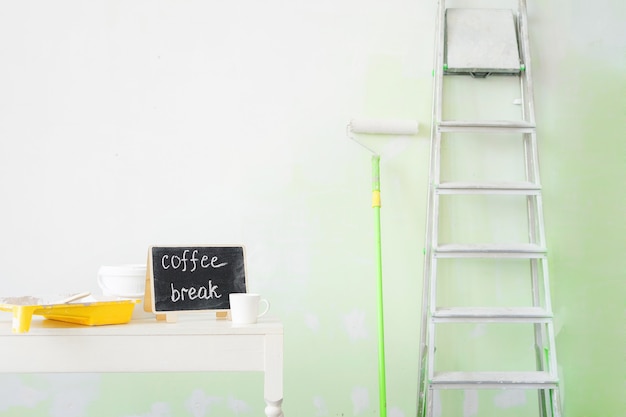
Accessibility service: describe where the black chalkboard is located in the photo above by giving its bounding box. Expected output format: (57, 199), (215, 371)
(147, 246), (246, 313)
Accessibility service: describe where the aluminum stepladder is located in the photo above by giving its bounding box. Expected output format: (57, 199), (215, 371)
(417, 1), (562, 416)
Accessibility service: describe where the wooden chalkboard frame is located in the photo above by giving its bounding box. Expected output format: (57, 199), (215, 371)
(144, 245), (247, 320)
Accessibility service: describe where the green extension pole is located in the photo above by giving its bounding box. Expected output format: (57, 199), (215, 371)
(348, 117), (418, 417)
(371, 154), (387, 417)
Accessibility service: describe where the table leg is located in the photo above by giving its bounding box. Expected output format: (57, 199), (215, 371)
(265, 398), (284, 417)
(264, 334), (284, 417)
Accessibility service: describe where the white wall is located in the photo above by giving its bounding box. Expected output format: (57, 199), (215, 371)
(0, 0), (427, 295)
(0, 1), (429, 416)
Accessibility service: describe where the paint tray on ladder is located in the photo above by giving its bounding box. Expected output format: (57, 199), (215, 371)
(0, 294), (139, 334)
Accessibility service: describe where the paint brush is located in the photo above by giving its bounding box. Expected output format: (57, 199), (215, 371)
(57, 292), (91, 304)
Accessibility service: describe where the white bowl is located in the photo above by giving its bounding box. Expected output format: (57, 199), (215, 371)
(97, 264), (151, 320)
(98, 264), (146, 298)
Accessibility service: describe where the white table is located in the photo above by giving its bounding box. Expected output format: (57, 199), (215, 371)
(0, 315), (284, 417)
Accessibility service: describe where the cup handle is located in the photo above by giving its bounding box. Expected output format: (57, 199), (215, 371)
(257, 299), (270, 318)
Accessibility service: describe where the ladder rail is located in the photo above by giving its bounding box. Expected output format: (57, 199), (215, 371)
(519, 0), (536, 127)
(519, 0), (558, 377)
(518, 2), (560, 414)
(417, 1), (447, 415)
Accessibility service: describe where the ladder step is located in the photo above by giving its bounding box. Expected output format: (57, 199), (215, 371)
(431, 371), (558, 389)
(433, 307), (552, 322)
(438, 120), (536, 133)
(435, 243), (546, 258)
(437, 181), (541, 195)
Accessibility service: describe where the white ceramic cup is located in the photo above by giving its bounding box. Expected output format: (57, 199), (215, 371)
(229, 293), (270, 324)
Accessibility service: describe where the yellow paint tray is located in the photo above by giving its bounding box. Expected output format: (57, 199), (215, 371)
(0, 295), (139, 333)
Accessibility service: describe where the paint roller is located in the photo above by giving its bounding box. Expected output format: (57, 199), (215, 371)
(349, 118), (419, 136)
(347, 117), (418, 417)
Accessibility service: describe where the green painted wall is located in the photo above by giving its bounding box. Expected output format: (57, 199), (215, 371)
(0, 1), (623, 416)
(534, 2), (626, 414)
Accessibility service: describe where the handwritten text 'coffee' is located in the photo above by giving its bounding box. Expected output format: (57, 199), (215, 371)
(161, 249), (228, 273)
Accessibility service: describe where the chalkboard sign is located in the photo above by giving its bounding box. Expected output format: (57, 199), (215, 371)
(146, 246), (247, 313)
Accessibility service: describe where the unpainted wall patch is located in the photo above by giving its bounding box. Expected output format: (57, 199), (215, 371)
(462, 389), (478, 417)
(343, 309), (369, 342)
(0, 375), (47, 411)
(46, 374), (100, 417)
(313, 395), (329, 416)
(432, 390), (442, 417)
(350, 386), (370, 415)
(185, 389), (221, 417)
(493, 390), (526, 408)
(227, 395), (251, 414)
(305, 312), (321, 333)
(124, 402), (171, 417)
(388, 406), (406, 417)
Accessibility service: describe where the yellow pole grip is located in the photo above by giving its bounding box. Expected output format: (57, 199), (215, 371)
(372, 190), (381, 208)
(372, 155), (381, 208)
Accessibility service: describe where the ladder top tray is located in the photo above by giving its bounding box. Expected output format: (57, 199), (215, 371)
(445, 8), (521, 75)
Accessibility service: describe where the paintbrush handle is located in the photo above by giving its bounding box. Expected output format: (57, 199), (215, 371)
(58, 291), (91, 304)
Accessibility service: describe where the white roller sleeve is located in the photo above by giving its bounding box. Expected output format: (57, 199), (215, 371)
(349, 118), (419, 135)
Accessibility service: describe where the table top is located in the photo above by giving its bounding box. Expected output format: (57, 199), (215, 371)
(0, 314), (283, 337)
